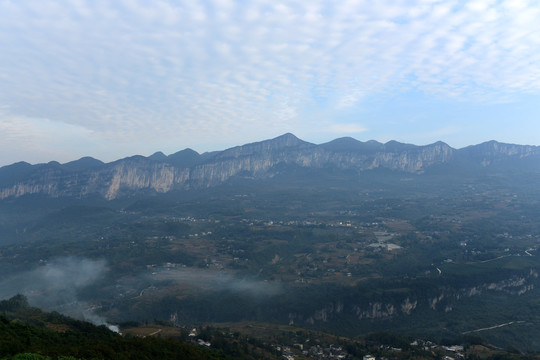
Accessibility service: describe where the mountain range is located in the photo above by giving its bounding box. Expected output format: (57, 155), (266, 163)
(1, 133), (539, 200)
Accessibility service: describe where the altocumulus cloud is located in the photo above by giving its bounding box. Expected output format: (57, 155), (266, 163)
(1, 0), (539, 163)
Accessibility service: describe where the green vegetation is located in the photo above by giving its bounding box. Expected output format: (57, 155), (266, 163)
(4, 295), (540, 360)
(0, 296), (221, 360)
(2, 171), (540, 352)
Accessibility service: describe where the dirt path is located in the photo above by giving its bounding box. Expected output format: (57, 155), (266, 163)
(462, 321), (525, 334)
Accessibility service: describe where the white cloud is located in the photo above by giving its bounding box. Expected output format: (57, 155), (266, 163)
(0, 0), (539, 164)
(0, 113), (99, 163)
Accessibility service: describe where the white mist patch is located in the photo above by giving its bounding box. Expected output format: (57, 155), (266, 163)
(151, 267), (283, 297)
(83, 310), (120, 333)
(0, 256), (118, 332)
(0, 257), (106, 303)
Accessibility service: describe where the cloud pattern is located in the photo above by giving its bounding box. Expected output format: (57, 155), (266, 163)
(0, 0), (539, 163)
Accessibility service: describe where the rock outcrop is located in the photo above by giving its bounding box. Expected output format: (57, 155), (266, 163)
(1, 133), (539, 200)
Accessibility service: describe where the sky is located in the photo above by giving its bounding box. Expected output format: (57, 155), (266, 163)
(1, 0), (539, 166)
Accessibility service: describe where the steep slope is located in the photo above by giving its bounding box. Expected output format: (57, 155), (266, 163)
(0, 295), (226, 360)
(0, 135), (538, 200)
(456, 140), (540, 168)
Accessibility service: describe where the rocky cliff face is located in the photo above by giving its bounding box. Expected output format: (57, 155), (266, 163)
(1, 134), (539, 200)
(287, 270), (540, 327)
(458, 140), (540, 167)
(0, 157), (189, 200)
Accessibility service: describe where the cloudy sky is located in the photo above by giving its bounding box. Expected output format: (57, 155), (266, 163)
(1, 0), (539, 165)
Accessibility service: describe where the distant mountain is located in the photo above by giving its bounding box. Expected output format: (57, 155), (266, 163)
(458, 140), (540, 167)
(320, 137), (384, 153)
(148, 151), (168, 161)
(0, 134), (539, 200)
(165, 148), (203, 168)
(63, 156), (104, 171)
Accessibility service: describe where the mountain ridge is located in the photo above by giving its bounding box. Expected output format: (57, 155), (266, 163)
(1, 134), (539, 200)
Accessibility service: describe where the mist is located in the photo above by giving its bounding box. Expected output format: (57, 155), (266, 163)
(0, 256), (119, 332)
(150, 267), (283, 297)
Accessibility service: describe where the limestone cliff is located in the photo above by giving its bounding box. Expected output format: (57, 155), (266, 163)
(1, 134), (538, 200)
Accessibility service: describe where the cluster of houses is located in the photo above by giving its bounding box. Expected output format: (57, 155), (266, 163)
(188, 328), (211, 348)
(185, 325), (468, 360)
(303, 344), (348, 359)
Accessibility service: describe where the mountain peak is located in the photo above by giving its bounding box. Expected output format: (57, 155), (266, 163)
(63, 157), (104, 171)
(383, 140), (416, 152)
(149, 151), (167, 161)
(274, 132), (298, 139)
(323, 136), (360, 145)
(320, 137), (384, 152)
(216, 133), (312, 159)
(459, 140), (539, 159)
(166, 148), (201, 168)
(269, 133), (307, 147)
